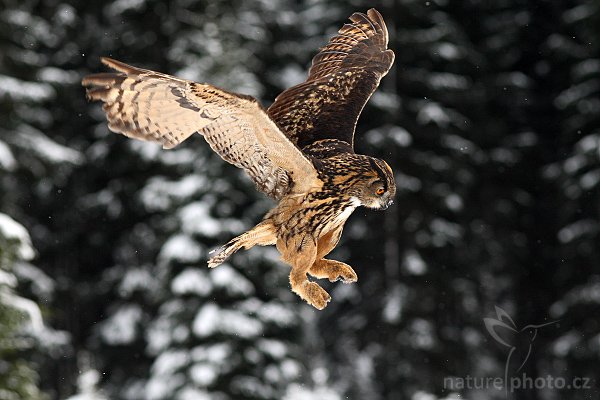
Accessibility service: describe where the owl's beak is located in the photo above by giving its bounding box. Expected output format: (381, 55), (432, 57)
(380, 198), (394, 210)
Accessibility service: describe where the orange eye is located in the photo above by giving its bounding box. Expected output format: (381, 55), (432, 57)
(376, 188), (385, 196)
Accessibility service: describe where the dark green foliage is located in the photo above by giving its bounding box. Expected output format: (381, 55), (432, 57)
(0, 215), (48, 400)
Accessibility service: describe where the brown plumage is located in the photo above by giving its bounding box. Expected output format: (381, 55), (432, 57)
(268, 8), (394, 149)
(82, 8), (396, 309)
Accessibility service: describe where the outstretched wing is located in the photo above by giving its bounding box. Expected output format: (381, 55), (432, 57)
(267, 8), (394, 151)
(82, 58), (319, 199)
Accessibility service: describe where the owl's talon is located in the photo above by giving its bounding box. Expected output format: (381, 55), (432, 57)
(309, 259), (358, 284)
(291, 281), (331, 310)
(207, 246), (228, 268)
(303, 282), (331, 310)
(330, 266), (358, 284)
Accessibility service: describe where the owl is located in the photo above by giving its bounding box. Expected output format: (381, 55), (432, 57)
(82, 8), (396, 309)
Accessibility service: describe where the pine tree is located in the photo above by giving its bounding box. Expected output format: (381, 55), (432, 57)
(1, 1), (83, 398)
(3, 0), (332, 397)
(0, 214), (54, 400)
(308, 0), (595, 399)
(0, 1), (321, 398)
(542, 2), (600, 398)
(2, 1), (599, 399)
(64, 368), (107, 400)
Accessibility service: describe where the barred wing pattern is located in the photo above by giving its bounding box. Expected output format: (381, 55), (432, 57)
(268, 8), (394, 150)
(82, 58), (319, 199)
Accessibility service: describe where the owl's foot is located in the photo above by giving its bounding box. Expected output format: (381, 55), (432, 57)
(207, 238), (241, 268)
(309, 259), (358, 284)
(208, 222), (277, 268)
(293, 281), (331, 310)
(282, 236), (331, 309)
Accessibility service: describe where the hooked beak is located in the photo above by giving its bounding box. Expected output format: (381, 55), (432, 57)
(380, 198), (394, 210)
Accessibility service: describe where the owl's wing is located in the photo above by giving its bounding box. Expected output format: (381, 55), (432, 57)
(82, 58), (319, 200)
(267, 8), (394, 151)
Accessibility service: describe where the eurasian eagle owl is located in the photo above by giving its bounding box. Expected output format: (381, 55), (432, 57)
(83, 8), (396, 309)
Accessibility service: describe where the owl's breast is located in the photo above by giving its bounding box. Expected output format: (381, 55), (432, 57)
(299, 195), (360, 239)
(330, 196), (360, 225)
(266, 194), (359, 242)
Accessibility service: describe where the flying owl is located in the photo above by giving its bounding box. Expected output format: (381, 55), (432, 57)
(82, 8), (396, 309)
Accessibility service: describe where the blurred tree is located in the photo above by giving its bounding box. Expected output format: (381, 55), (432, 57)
(5, 0), (324, 399)
(1, 1), (81, 398)
(542, 2), (600, 399)
(313, 0), (599, 399)
(0, 214), (56, 400)
(1, 0), (599, 399)
(313, 0), (520, 397)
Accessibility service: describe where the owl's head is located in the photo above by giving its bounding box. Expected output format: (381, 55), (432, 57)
(350, 157), (396, 210)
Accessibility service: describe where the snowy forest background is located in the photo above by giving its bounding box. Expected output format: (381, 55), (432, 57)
(1, 0), (599, 399)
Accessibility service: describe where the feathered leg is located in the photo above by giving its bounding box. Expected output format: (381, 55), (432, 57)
(278, 235), (331, 310)
(308, 226), (358, 283)
(309, 259), (357, 283)
(208, 221), (276, 268)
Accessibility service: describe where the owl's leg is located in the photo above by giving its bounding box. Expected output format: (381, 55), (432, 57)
(278, 235), (331, 310)
(309, 259), (358, 284)
(308, 226), (358, 283)
(207, 221), (276, 268)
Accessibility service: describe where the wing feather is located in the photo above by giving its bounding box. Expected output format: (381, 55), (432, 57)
(82, 57), (319, 199)
(267, 8), (394, 151)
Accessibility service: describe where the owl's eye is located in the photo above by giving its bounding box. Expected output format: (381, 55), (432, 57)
(376, 188), (385, 196)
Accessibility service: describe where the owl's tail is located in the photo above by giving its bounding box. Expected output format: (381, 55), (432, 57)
(207, 221), (277, 268)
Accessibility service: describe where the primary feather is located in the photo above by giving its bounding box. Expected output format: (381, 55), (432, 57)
(268, 8), (394, 150)
(82, 57), (318, 200)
